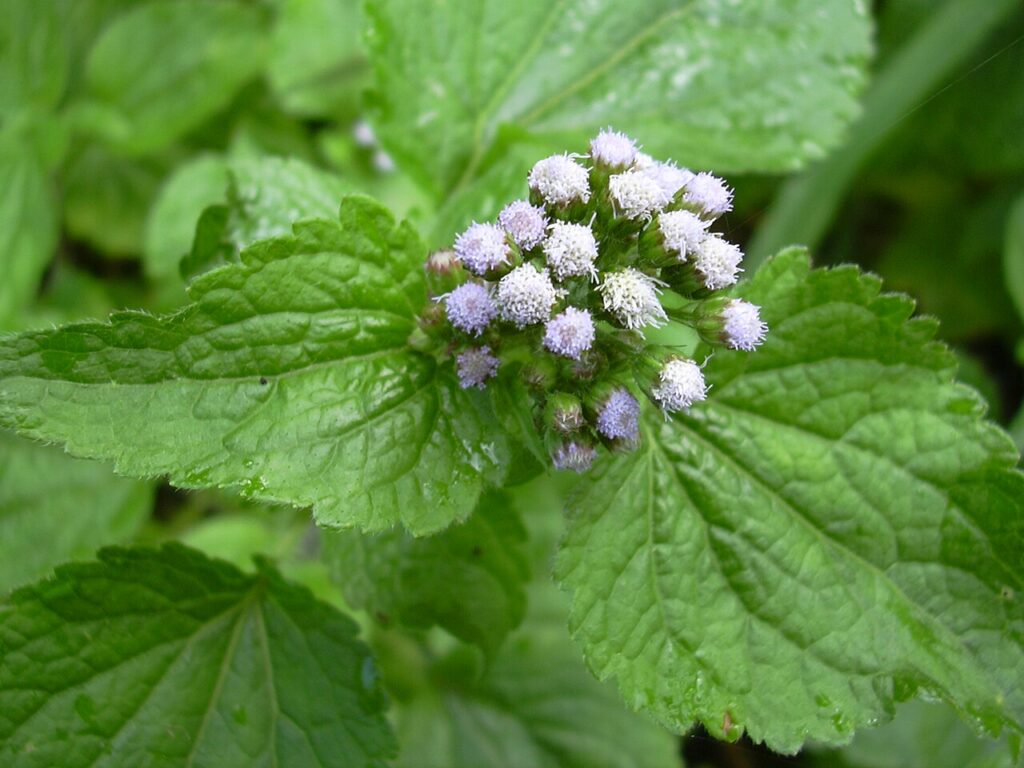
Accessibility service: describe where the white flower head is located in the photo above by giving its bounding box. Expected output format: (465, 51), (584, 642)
(596, 388), (641, 440)
(497, 264), (558, 328)
(693, 236), (744, 290)
(599, 268), (668, 330)
(652, 358), (707, 413)
(542, 307), (595, 360)
(499, 200), (548, 249)
(590, 128), (638, 168)
(528, 154), (591, 206)
(683, 172), (733, 218)
(543, 221), (599, 281)
(443, 282), (496, 336)
(456, 346), (499, 389)
(658, 210), (710, 261)
(454, 222), (510, 275)
(608, 170), (670, 221)
(552, 441), (597, 473)
(641, 161), (695, 199)
(632, 152), (656, 171)
(425, 249), (459, 275)
(722, 299), (768, 351)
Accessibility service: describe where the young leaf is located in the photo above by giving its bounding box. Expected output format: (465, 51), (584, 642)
(0, 196), (507, 535)
(365, 0), (871, 198)
(556, 248), (1024, 753)
(390, 584), (681, 768)
(0, 433), (151, 594)
(0, 0), (69, 119)
(322, 491), (530, 655)
(76, 0), (267, 153)
(0, 544), (395, 767)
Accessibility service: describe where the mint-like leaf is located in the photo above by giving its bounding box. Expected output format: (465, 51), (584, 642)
(0, 197), (506, 535)
(0, 544), (395, 767)
(556, 249), (1024, 752)
(323, 491), (530, 655)
(366, 0), (871, 198)
(0, 0), (68, 119)
(0, 433), (151, 594)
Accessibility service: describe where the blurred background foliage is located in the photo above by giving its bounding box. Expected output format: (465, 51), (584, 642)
(0, 0), (1021, 765)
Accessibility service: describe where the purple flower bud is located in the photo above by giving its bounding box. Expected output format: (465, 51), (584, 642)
(528, 154), (591, 206)
(552, 440), (597, 473)
(590, 128), (638, 168)
(543, 307), (595, 360)
(497, 264), (558, 328)
(456, 346), (499, 389)
(543, 221), (599, 281)
(443, 282), (496, 336)
(499, 200), (548, 249)
(596, 388), (640, 440)
(454, 222), (510, 275)
(683, 172), (733, 218)
(722, 299), (768, 351)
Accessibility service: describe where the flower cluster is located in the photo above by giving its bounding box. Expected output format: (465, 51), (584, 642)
(421, 129), (768, 472)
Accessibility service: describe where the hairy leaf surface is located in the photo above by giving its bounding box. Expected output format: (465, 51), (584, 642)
(557, 249), (1024, 752)
(0, 197), (505, 534)
(0, 544), (395, 767)
(366, 0), (871, 198)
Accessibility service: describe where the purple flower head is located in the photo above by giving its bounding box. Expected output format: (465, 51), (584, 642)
(596, 388), (640, 440)
(683, 172), (733, 218)
(454, 222), (510, 275)
(552, 441), (597, 473)
(722, 299), (768, 351)
(499, 200), (548, 250)
(543, 307), (595, 360)
(456, 346), (499, 389)
(443, 282), (496, 336)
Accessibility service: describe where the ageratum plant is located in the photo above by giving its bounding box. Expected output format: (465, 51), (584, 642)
(0, 1), (1021, 767)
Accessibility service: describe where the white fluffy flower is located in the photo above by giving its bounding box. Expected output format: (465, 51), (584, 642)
(652, 358), (707, 413)
(498, 200), (548, 249)
(543, 307), (595, 360)
(658, 210), (709, 260)
(693, 236), (743, 290)
(590, 128), (638, 168)
(683, 172), (733, 217)
(528, 154), (591, 206)
(497, 264), (558, 328)
(454, 222), (510, 275)
(543, 221), (599, 281)
(598, 268), (667, 330)
(641, 161), (694, 199)
(608, 170), (670, 221)
(722, 299), (768, 351)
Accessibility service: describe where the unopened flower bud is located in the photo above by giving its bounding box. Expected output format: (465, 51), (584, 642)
(499, 200), (548, 250)
(454, 222), (511, 275)
(497, 264), (558, 328)
(528, 154), (591, 207)
(443, 282), (497, 336)
(543, 307), (595, 360)
(551, 439), (597, 473)
(456, 346), (500, 389)
(545, 392), (585, 434)
(543, 221), (599, 281)
(590, 128), (638, 169)
(682, 172), (733, 219)
(521, 357), (557, 392)
(599, 268), (668, 330)
(425, 249), (459, 275)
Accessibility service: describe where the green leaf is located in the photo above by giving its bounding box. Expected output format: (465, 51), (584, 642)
(0, 135), (57, 329)
(77, 0), (267, 153)
(323, 491), (530, 655)
(0, 433), (151, 594)
(1004, 193), (1024, 325)
(0, 0), (70, 119)
(390, 584), (681, 768)
(0, 544), (396, 767)
(144, 154), (229, 282)
(267, 0), (368, 118)
(366, 0), (871, 199)
(0, 196), (506, 535)
(556, 248), (1024, 752)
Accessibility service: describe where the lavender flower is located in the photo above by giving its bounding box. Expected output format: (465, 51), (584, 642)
(528, 154), (591, 206)
(596, 388), (640, 440)
(543, 307), (595, 360)
(722, 299), (768, 351)
(499, 200), (548, 249)
(590, 128), (638, 168)
(497, 264), (557, 328)
(599, 268), (667, 330)
(683, 172), (733, 218)
(552, 440), (597, 473)
(456, 346), (499, 389)
(454, 222), (510, 275)
(543, 221), (599, 281)
(443, 282), (496, 336)
(651, 358), (707, 413)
